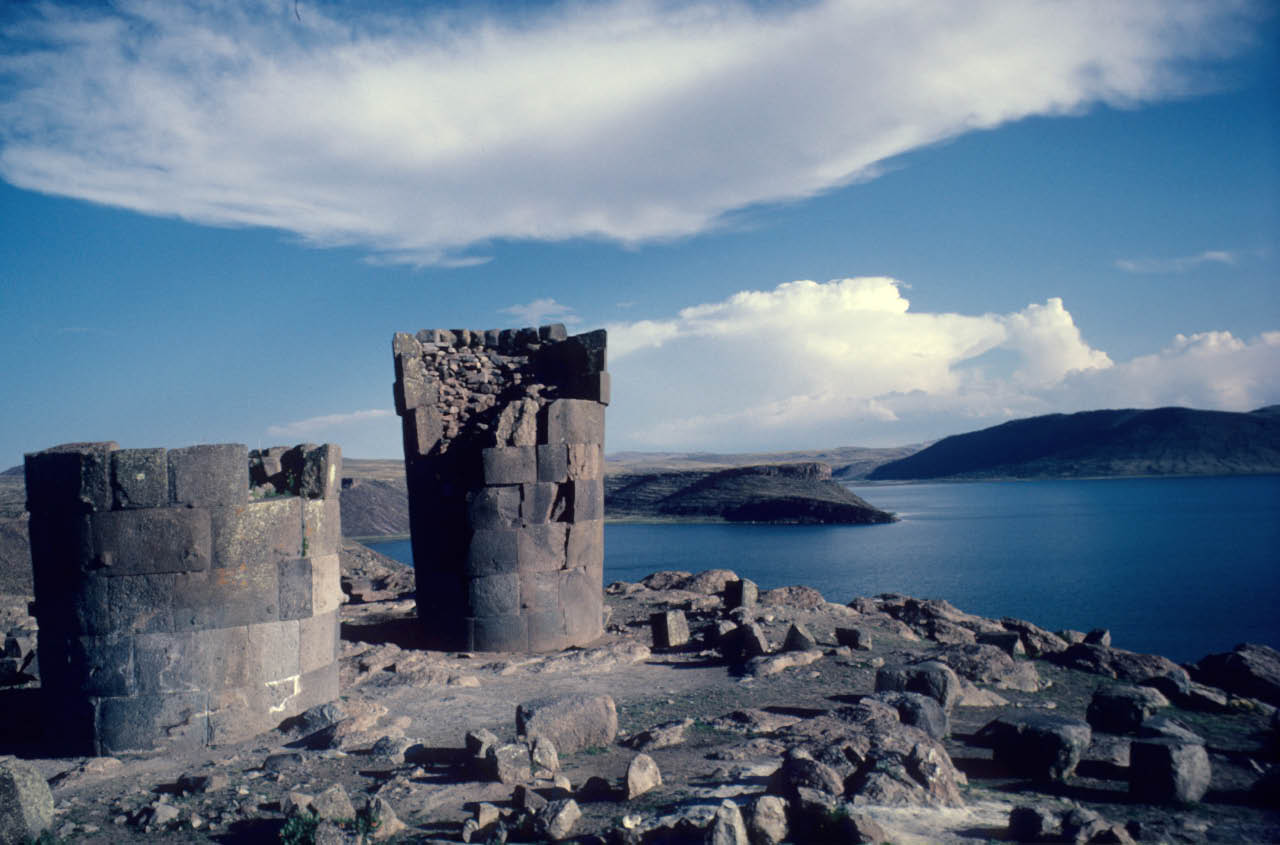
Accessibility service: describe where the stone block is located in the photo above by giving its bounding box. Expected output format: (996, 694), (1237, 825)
(565, 479), (604, 522)
(0, 759), (55, 844)
(24, 441), (117, 514)
(536, 445), (569, 483)
(133, 628), (251, 694)
(41, 633), (134, 696)
(468, 486), (522, 529)
(561, 568), (603, 642)
(570, 372), (611, 405)
(521, 482), (560, 523)
(302, 497), (341, 556)
(573, 329), (607, 373)
(526, 609), (571, 652)
(110, 448), (168, 509)
(567, 444), (602, 480)
(170, 562), (278, 631)
(109, 573), (176, 634)
(836, 627), (873, 651)
(542, 400), (605, 446)
(88, 507), (211, 575)
(1129, 740), (1211, 803)
(521, 570), (562, 611)
(210, 498), (302, 569)
(466, 530), (519, 577)
(517, 693), (617, 754)
(482, 447), (537, 485)
(300, 443), (342, 499)
(310, 553), (343, 616)
(725, 578), (758, 610)
(518, 523), (568, 573)
(495, 399), (540, 447)
(299, 610), (340, 674)
(97, 690), (209, 754)
(247, 619), (301, 682)
(651, 610), (690, 649)
(565, 520), (603, 571)
(540, 323), (568, 342)
(26, 511), (92, 602)
(402, 407), (443, 457)
(278, 557), (313, 620)
(468, 573), (520, 617)
(167, 444), (248, 507)
(472, 614), (528, 652)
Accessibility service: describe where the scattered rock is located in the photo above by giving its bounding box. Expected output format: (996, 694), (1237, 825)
(835, 627), (873, 651)
(746, 649), (822, 677)
(975, 631), (1026, 657)
(871, 691), (949, 739)
(535, 797), (580, 841)
(0, 758), (54, 845)
(364, 796), (406, 840)
(1086, 684), (1170, 734)
(1000, 617), (1069, 656)
(1054, 643), (1190, 689)
(1085, 628), (1112, 647)
(530, 735), (559, 776)
(875, 660), (961, 712)
(650, 610), (691, 649)
(487, 744), (533, 785)
(707, 799), (749, 845)
(1191, 642), (1280, 706)
(725, 578), (758, 610)
(623, 718), (693, 751)
(760, 585), (825, 609)
(1008, 804), (1059, 841)
(747, 794), (788, 845)
(640, 571), (693, 591)
(1138, 715), (1205, 745)
(625, 753), (662, 799)
(517, 693), (618, 754)
(1129, 739), (1212, 804)
(934, 643), (1042, 691)
(311, 783), (356, 821)
(976, 712), (1092, 781)
(682, 569), (739, 595)
(783, 622), (817, 652)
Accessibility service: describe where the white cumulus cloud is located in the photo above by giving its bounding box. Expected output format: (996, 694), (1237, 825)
(605, 277), (1280, 451)
(0, 0), (1259, 264)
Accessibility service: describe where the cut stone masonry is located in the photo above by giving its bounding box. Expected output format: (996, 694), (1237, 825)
(24, 441), (343, 755)
(392, 324), (608, 652)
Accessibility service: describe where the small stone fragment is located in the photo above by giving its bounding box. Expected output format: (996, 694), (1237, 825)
(625, 753), (662, 800)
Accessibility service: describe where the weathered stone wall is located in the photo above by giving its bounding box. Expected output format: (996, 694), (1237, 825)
(24, 441), (343, 755)
(392, 324), (608, 652)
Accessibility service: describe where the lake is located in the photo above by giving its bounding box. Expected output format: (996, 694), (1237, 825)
(366, 475), (1280, 664)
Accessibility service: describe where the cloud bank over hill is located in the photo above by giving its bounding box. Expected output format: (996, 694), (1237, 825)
(0, 0), (1259, 265)
(606, 278), (1280, 450)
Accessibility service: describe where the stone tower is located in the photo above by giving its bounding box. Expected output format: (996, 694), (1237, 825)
(24, 441), (342, 755)
(392, 325), (608, 652)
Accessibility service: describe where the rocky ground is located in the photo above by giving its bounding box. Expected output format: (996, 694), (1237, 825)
(2, 543), (1279, 844)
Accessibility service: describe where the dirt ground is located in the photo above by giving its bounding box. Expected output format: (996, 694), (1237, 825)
(2, 552), (1278, 844)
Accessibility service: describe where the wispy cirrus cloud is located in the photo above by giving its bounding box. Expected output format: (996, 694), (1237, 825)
(266, 408), (394, 439)
(499, 298), (581, 326)
(0, 1), (1260, 265)
(605, 277), (1280, 451)
(1115, 250), (1240, 274)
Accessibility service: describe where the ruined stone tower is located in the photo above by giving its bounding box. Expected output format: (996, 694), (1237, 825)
(392, 325), (608, 652)
(24, 441), (342, 755)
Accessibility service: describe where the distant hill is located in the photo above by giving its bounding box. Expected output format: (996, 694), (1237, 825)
(607, 444), (922, 480)
(606, 462), (895, 524)
(869, 406), (1280, 481)
(339, 477), (410, 538)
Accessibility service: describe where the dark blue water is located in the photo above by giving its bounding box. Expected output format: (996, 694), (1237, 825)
(367, 476), (1280, 664)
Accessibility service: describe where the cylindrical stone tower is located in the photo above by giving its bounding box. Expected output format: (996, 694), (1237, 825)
(392, 324), (608, 652)
(24, 441), (343, 755)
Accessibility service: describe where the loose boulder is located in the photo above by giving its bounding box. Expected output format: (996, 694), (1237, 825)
(870, 691), (949, 740)
(0, 759), (53, 845)
(650, 610), (690, 649)
(1129, 739), (1211, 804)
(517, 693), (618, 754)
(625, 753), (662, 799)
(975, 713), (1092, 782)
(1086, 684), (1170, 734)
(875, 661), (961, 713)
(1191, 643), (1280, 706)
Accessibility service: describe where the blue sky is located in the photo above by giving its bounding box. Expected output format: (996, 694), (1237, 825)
(1, 0), (1277, 467)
